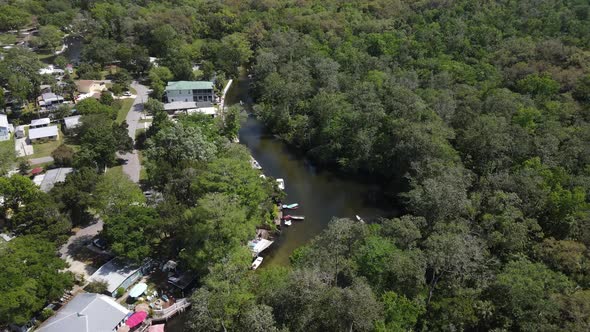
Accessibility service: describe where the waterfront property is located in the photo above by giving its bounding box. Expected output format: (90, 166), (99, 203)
(0, 114), (9, 141)
(29, 125), (59, 142)
(165, 81), (215, 103)
(163, 101), (217, 117)
(37, 293), (130, 332)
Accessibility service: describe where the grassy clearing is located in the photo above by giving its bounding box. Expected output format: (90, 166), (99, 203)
(106, 165), (124, 176)
(30, 128), (64, 159)
(116, 98), (135, 124)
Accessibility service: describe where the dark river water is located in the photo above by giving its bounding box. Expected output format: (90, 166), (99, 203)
(166, 75), (396, 330)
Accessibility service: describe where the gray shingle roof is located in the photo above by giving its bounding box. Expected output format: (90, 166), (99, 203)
(37, 293), (129, 332)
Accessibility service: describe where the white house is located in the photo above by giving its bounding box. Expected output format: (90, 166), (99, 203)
(29, 125), (59, 142)
(0, 114), (9, 141)
(30, 117), (51, 129)
(165, 81), (215, 103)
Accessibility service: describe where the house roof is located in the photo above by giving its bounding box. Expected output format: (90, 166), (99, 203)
(31, 118), (51, 127)
(165, 81), (214, 91)
(164, 102), (216, 115)
(90, 259), (141, 294)
(29, 126), (58, 140)
(37, 167), (73, 192)
(64, 115), (82, 129)
(37, 293), (130, 332)
(75, 80), (102, 89)
(0, 114), (7, 128)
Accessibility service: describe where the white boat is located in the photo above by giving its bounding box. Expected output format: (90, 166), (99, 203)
(355, 215), (365, 223)
(284, 220), (292, 226)
(282, 203), (299, 209)
(250, 157), (262, 170)
(251, 256), (263, 270)
(276, 178), (285, 190)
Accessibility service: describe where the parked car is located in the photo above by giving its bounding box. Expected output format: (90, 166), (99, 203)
(92, 238), (107, 250)
(123, 91), (132, 96)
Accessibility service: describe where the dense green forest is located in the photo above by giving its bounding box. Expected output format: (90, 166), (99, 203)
(1, 0), (590, 331)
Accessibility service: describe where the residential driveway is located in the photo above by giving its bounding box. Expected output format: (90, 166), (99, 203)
(15, 137), (33, 157)
(118, 82), (148, 183)
(59, 219), (105, 281)
(29, 156), (54, 165)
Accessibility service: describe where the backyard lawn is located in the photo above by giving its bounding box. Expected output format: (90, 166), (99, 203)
(116, 98), (135, 124)
(30, 128), (64, 159)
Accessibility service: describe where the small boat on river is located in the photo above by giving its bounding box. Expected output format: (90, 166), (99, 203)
(276, 178), (285, 190)
(282, 203), (299, 209)
(356, 215), (365, 223)
(250, 157), (262, 170)
(283, 215), (304, 221)
(251, 256), (263, 270)
(284, 220), (292, 226)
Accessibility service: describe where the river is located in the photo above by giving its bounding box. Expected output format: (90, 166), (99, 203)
(225, 75), (396, 265)
(166, 76), (395, 330)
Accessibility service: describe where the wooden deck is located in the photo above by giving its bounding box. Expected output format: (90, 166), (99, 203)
(151, 298), (191, 322)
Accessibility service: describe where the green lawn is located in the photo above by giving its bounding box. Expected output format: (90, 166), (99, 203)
(30, 128), (64, 159)
(116, 98), (135, 124)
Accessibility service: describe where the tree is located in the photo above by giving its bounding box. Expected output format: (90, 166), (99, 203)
(103, 206), (160, 261)
(144, 98), (164, 116)
(99, 91), (114, 106)
(146, 122), (217, 167)
(76, 114), (132, 169)
(84, 280), (108, 294)
(76, 98), (115, 118)
(220, 105), (240, 140)
(34, 25), (64, 51)
(0, 236), (73, 326)
(149, 66), (173, 84)
(0, 136), (15, 176)
(516, 73), (560, 98)
(376, 292), (425, 332)
(0, 175), (41, 220)
(180, 193), (255, 271)
(93, 171), (145, 217)
(51, 167), (100, 225)
(487, 259), (573, 331)
(0, 5), (30, 31)
(82, 38), (117, 66)
(11, 194), (71, 243)
(216, 33), (253, 77)
(52, 144), (75, 166)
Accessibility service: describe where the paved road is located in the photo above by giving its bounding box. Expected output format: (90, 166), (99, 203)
(58, 219), (104, 281)
(29, 156), (54, 165)
(119, 82), (148, 183)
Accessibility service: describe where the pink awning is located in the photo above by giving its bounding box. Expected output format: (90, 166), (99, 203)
(149, 324), (165, 332)
(125, 311), (148, 328)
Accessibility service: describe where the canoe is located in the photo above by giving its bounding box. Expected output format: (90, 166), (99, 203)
(251, 256), (263, 270)
(282, 203), (299, 209)
(284, 215), (304, 221)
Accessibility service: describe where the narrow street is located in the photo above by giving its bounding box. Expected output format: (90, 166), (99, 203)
(119, 82), (148, 183)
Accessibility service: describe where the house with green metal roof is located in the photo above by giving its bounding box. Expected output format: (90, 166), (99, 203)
(165, 81), (216, 103)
